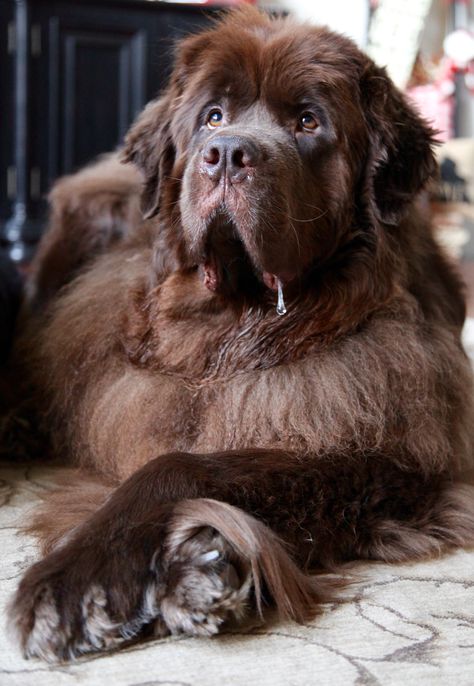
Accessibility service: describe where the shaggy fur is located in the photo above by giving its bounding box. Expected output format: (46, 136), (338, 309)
(8, 7), (474, 661)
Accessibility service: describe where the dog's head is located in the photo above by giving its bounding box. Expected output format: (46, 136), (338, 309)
(124, 8), (436, 298)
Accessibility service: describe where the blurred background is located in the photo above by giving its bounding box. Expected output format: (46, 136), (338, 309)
(0, 0), (473, 323)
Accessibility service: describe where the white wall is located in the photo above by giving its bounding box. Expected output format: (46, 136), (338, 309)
(258, 0), (370, 46)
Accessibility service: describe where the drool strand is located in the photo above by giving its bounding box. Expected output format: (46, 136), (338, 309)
(276, 279), (287, 316)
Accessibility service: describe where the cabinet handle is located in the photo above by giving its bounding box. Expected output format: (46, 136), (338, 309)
(30, 168), (41, 200)
(31, 25), (41, 57)
(7, 167), (16, 200)
(7, 22), (16, 54)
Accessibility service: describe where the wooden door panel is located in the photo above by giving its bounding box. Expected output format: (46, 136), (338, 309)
(49, 21), (146, 177)
(1, 0), (215, 261)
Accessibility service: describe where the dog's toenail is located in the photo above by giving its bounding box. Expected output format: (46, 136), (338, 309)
(197, 549), (220, 564)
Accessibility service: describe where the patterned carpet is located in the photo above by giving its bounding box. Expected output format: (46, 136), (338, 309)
(1, 321), (473, 685)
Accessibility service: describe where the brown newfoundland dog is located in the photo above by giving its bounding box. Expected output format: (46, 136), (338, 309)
(9, 7), (474, 661)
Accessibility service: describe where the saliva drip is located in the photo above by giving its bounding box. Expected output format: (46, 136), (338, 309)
(276, 279), (287, 316)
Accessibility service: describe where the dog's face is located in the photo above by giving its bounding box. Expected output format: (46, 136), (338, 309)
(124, 8), (436, 298)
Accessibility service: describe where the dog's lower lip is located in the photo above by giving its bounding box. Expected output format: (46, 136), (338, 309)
(262, 272), (279, 291)
(202, 258), (220, 292)
(201, 260), (293, 294)
(262, 271), (295, 291)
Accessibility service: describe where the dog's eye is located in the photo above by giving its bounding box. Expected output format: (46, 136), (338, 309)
(299, 112), (319, 132)
(207, 109), (224, 129)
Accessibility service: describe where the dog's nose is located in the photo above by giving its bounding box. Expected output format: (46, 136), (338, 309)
(202, 136), (261, 183)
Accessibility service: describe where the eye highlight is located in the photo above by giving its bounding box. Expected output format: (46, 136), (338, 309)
(299, 112), (319, 132)
(207, 108), (224, 129)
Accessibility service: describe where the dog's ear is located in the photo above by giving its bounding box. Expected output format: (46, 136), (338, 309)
(122, 30), (210, 219)
(122, 92), (176, 219)
(361, 62), (438, 225)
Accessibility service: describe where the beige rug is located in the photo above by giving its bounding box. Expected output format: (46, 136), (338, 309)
(1, 320), (474, 685)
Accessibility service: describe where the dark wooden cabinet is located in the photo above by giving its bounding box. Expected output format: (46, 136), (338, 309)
(0, 0), (215, 262)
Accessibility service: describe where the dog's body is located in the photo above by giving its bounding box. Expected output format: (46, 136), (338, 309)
(9, 8), (474, 661)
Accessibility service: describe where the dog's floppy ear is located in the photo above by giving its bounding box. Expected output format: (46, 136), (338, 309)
(122, 92), (176, 219)
(122, 29), (210, 219)
(361, 62), (438, 225)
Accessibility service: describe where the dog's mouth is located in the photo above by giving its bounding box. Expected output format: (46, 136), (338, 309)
(200, 230), (260, 296)
(198, 215), (291, 297)
(197, 212), (295, 295)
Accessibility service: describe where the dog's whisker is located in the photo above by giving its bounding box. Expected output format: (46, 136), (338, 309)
(288, 211), (328, 223)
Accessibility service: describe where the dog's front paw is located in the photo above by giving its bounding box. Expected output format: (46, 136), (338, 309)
(9, 539), (142, 661)
(10, 518), (252, 661)
(159, 525), (252, 637)
(18, 582), (123, 661)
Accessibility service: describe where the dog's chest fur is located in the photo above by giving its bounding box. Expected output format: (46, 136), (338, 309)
(121, 269), (354, 383)
(95, 269), (342, 470)
(40, 252), (467, 480)
(104, 268), (374, 471)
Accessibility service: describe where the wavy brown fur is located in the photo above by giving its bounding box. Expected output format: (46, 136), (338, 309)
(25, 472), (114, 555)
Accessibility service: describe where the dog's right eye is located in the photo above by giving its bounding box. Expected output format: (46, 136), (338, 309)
(299, 112), (319, 132)
(207, 109), (224, 129)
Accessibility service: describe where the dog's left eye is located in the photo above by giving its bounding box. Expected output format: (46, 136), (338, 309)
(299, 112), (319, 132)
(207, 109), (224, 128)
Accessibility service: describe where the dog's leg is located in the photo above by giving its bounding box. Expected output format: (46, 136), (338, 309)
(10, 497), (328, 661)
(10, 450), (474, 661)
